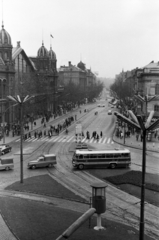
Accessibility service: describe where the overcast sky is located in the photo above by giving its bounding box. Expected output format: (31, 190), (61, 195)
(1, 0), (159, 78)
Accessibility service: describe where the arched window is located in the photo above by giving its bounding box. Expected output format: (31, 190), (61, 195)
(155, 84), (159, 94)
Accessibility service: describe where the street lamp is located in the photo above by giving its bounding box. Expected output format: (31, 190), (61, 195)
(134, 94), (159, 118)
(0, 78), (7, 143)
(114, 111), (159, 240)
(7, 95), (34, 183)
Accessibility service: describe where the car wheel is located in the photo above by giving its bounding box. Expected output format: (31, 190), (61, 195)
(31, 165), (36, 169)
(5, 167), (10, 171)
(78, 164), (84, 170)
(48, 163), (53, 168)
(1, 152), (4, 155)
(110, 163), (116, 169)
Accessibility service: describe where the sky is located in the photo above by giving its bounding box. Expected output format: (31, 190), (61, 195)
(1, 0), (159, 78)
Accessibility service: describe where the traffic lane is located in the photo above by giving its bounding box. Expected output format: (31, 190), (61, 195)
(48, 142), (159, 239)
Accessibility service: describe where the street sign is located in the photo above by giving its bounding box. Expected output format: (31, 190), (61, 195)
(75, 123), (82, 134)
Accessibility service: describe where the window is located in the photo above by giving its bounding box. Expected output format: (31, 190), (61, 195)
(90, 154), (97, 159)
(83, 155), (89, 159)
(106, 154), (112, 158)
(155, 84), (159, 94)
(154, 105), (159, 112)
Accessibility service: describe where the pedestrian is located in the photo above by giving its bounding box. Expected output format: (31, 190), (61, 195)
(97, 134), (99, 141)
(100, 131), (103, 138)
(136, 133), (139, 141)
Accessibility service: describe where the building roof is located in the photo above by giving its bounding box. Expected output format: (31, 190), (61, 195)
(37, 42), (49, 58)
(12, 46), (36, 71)
(0, 24), (12, 46)
(143, 61), (159, 70)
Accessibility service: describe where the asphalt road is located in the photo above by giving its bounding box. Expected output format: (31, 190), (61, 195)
(0, 99), (159, 239)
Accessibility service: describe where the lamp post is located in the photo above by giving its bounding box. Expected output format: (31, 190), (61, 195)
(7, 95), (34, 183)
(114, 111), (159, 240)
(0, 78), (7, 143)
(134, 94), (159, 118)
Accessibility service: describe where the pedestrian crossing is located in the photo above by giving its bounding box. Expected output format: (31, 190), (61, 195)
(15, 135), (114, 145)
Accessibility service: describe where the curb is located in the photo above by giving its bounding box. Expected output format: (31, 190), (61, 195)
(113, 136), (159, 153)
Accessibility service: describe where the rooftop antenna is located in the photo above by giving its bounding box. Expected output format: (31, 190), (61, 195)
(42, 29), (44, 45)
(2, 0), (4, 28)
(80, 53), (82, 62)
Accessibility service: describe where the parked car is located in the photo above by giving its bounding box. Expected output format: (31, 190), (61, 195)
(28, 154), (57, 169)
(0, 158), (14, 171)
(0, 144), (12, 155)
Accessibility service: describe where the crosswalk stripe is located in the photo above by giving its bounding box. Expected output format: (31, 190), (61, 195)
(52, 136), (61, 142)
(14, 136), (114, 145)
(67, 136), (74, 142)
(102, 137), (107, 144)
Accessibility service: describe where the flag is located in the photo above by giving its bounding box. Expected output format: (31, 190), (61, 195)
(50, 34), (54, 38)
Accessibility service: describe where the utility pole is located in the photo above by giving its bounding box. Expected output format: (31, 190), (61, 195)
(114, 111), (159, 240)
(7, 95), (34, 183)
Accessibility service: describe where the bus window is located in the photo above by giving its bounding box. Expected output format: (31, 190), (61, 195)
(83, 155), (89, 159)
(79, 155), (83, 159)
(106, 154), (112, 158)
(90, 154), (97, 158)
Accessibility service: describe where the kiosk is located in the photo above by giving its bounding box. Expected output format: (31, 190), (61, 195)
(91, 182), (107, 230)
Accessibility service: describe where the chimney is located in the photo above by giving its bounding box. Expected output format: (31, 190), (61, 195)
(68, 61), (71, 67)
(17, 41), (21, 48)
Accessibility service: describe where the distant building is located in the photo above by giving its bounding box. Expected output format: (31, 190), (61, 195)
(136, 61), (159, 118)
(58, 61), (97, 89)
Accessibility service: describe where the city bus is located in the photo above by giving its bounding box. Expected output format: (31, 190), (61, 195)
(72, 149), (131, 170)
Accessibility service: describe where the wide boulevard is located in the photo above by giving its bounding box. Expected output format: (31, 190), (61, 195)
(0, 90), (159, 240)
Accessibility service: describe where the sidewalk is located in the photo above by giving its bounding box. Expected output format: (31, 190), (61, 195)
(113, 132), (159, 153)
(0, 109), (80, 145)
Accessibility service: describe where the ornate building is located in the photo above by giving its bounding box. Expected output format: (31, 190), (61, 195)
(0, 23), (58, 129)
(0, 23), (15, 126)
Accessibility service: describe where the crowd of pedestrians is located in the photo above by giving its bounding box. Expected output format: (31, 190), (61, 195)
(22, 115), (75, 141)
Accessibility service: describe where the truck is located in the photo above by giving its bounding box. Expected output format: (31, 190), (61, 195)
(28, 154), (57, 169)
(0, 158), (14, 171)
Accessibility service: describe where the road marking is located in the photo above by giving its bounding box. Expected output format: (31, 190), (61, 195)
(67, 136), (74, 142)
(102, 137), (107, 144)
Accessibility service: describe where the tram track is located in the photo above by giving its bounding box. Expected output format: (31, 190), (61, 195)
(46, 141), (159, 240)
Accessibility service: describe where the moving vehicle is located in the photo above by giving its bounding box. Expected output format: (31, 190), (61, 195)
(0, 158), (14, 171)
(28, 154), (57, 169)
(97, 103), (105, 107)
(0, 144), (12, 155)
(72, 149), (131, 170)
(108, 110), (112, 115)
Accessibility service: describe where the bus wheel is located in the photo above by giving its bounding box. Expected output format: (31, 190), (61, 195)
(78, 164), (84, 170)
(110, 163), (116, 169)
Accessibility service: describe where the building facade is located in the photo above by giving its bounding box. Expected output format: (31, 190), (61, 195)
(0, 23), (58, 130)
